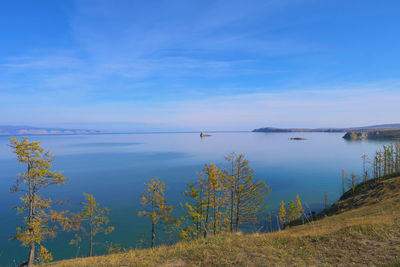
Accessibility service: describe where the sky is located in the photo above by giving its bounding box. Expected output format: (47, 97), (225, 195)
(1, 0), (400, 131)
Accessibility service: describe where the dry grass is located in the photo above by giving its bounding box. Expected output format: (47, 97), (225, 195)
(46, 176), (400, 267)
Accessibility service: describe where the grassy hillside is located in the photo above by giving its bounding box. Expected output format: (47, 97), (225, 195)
(47, 176), (400, 267)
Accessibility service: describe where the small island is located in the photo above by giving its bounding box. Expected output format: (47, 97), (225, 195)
(200, 132), (212, 137)
(288, 137), (307, 140)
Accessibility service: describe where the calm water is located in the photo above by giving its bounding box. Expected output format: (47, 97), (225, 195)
(0, 132), (392, 265)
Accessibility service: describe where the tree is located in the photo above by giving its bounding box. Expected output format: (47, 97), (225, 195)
(139, 178), (173, 248)
(396, 143), (400, 175)
(9, 137), (67, 267)
(175, 166), (224, 241)
(224, 153), (270, 232)
(70, 193), (114, 257)
(278, 195), (304, 226)
(224, 153), (237, 232)
(177, 154), (270, 239)
(286, 201), (298, 222)
(323, 191), (329, 209)
(361, 154), (369, 181)
(177, 182), (204, 240)
(198, 163), (226, 237)
(376, 151), (383, 178)
(371, 144), (400, 179)
(346, 173), (360, 192)
(295, 195), (304, 217)
(278, 201), (286, 225)
(341, 170), (347, 195)
(177, 163), (227, 240)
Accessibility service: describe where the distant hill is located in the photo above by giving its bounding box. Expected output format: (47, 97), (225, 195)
(253, 123), (400, 133)
(252, 127), (343, 133)
(0, 125), (105, 135)
(360, 123), (400, 128)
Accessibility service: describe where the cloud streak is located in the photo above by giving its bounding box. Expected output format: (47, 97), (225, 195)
(1, 0), (400, 130)
(1, 80), (399, 131)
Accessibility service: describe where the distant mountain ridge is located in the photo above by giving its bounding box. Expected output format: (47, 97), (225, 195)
(0, 125), (105, 135)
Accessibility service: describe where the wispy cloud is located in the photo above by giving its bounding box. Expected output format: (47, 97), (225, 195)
(157, 83), (400, 130)
(1, 0), (399, 130)
(2, 55), (82, 69)
(1, 80), (399, 131)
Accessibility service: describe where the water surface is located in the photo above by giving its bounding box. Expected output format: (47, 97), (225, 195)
(0, 132), (391, 265)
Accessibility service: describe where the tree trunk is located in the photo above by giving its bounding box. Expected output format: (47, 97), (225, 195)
(151, 222), (155, 248)
(235, 194), (240, 232)
(198, 191), (203, 237)
(230, 191), (234, 232)
(151, 200), (155, 248)
(27, 242), (35, 267)
(229, 163), (235, 233)
(89, 219), (93, 257)
(235, 164), (241, 232)
(27, 164), (35, 267)
(213, 189), (216, 235)
(204, 195), (210, 238)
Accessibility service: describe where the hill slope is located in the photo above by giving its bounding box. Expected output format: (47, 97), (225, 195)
(47, 176), (400, 266)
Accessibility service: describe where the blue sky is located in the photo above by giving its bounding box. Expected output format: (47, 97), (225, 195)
(1, 0), (400, 131)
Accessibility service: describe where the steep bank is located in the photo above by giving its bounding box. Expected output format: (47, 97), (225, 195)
(46, 175), (400, 266)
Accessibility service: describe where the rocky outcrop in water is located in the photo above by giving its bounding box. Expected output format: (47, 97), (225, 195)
(342, 132), (369, 140)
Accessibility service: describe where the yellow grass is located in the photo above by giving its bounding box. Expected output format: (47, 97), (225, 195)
(46, 176), (400, 267)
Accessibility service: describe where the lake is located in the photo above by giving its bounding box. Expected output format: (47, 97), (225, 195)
(0, 132), (392, 265)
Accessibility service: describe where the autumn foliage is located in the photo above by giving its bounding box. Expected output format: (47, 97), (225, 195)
(9, 137), (67, 266)
(175, 153), (270, 240)
(278, 195), (304, 226)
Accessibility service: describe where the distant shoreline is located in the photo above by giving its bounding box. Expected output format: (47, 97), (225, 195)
(2, 123), (400, 138)
(0, 126), (251, 136)
(0, 126), (105, 136)
(253, 124), (400, 140)
(252, 123), (400, 133)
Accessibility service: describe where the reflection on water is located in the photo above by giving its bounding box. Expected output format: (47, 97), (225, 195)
(0, 132), (394, 265)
